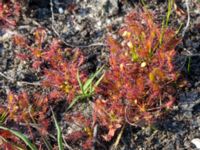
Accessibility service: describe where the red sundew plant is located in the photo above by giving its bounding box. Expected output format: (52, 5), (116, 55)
(94, 9), (180, 141)
(13, 28), (48, 69)
(12, 28), (92, 148)
(0, 0), (20, 28)
(6, 92), (50, 135)
(0, 130), (26, 150)
(65, 113), (93, 150)
(41, 45), (86, 103)
(0, 91), (50, 149)
(7, 91), (30, 122)
(14, 28), (86, 103)
(7, 9), (182, 149)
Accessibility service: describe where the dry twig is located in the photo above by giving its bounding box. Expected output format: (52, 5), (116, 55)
(182, 0), (190, 37)
(0, 71), (40, 86)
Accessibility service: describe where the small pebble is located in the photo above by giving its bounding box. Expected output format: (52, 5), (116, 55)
(141, 62), (147, 68)
(58, 7), (64, 14)
(191, 138), (200, 149)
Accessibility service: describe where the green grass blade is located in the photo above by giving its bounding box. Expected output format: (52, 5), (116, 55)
(159, 0), (174, 45)
(140, 0), (146, 7)
(42, 136), (53, 150)
(67, 95), (82, 110)
(166, 0), (174, 27)
(175, 23), (183, 35)
(83, 78), (94, 93)
(187, 56), (191, 73)
(93, 73), (105, 89)
(51, 108), (64, 150)
(159, 18), (165, 45)
(0, 126), (37, 150)
(16, 146), (24, 150)
(83, 66), (104, 92)
(69, 66), (105, 110)
(0, 112), (8, 124)
(77, 70), (84, 94)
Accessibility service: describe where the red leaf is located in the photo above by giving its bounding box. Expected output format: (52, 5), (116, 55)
(32, 60), (42, 69)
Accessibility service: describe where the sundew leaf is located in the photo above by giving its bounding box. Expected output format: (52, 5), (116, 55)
(0, 136), (25, 150)
(93, 72), (105, 89)
(0, 112), (8, 124)
(0, 126), (37, 150)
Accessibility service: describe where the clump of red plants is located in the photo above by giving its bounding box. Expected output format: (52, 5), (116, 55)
(93, 9), (180, 141)
(13, 28), (87, 103)
(0, 9), (181, 150)
(0, 0), (21, 28)
(0, 28), (87, 149)
(0, 91), (50, 149)
(0, 128), (27, 149)
(61, 9), (181, 148)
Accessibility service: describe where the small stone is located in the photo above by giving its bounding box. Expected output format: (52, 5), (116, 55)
(141, 62), (147, 68)
(58, 7), (64, 14)
(97, 21), (102, 27)
(191, 138), (200, 149)
(106, 19), (111, 24)
(95, 21), (102, 29)
(197, 117), (200, 124)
